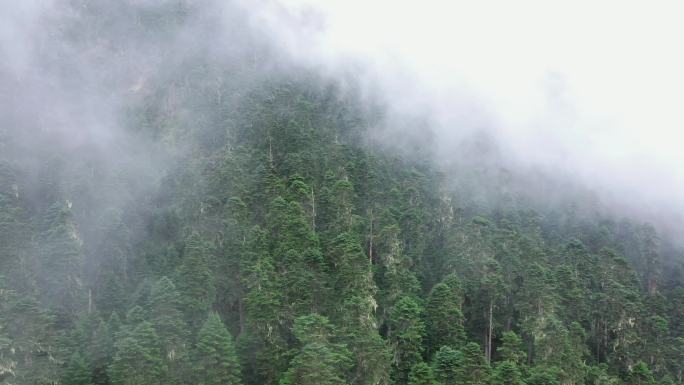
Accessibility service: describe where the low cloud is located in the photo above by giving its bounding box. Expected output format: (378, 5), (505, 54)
(240, 0), (684, 233)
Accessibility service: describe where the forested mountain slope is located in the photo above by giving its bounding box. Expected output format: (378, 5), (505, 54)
(1, 2), (683, 385)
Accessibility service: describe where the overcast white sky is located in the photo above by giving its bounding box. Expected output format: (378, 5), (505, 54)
(241, 0), (684, 223)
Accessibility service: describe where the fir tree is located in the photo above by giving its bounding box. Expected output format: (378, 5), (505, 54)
(425, 275), (465, 355)
(150, 276), (189, 384)
(177, 233), (216, 330)
(432, 346), (463, 385)
(109, 321), (165, 385)
(62, 353), (93, 385)
(497, 331), (526, 364)
(194, 312), (242, 385)
(388, 296), (426, 384)
(408, 362), (438, 385)
(280, 314), (352, 385)
(461, 342), (491, 385)
(492, 360), (525, 385)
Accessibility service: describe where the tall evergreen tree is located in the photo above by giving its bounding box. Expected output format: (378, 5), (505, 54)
(194, 312), (242, 385)
(109, 321), (165, 385)
(425, 274), (465, 355)
(177, 233), (216, 330)
(150, 276), (189, 384)
(328, 232), (390, 385)
(432, 346), (463, 385)
(38, 201), (86, 325)
(408, 362), (438, 385)
(280, 314), (352, 385)
(388, 296), (426, 385)
(62, 353), (93, 385)
(461, 342), (491, 385)
(492, 360), (525, 385)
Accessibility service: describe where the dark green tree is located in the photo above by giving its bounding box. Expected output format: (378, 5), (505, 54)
(525, 366), (561, 385)
(425, 275), (465, 355)
(280, 314), (351, 385)
(492, 360), (525, 385)
(62, 353), (93, 385)
(328, 232), (390, 385)
(38, 201), (86, 325)
(497, 331), (526, 364)
(432, 346), (463, 385)
(89, 318), (113, 385)
(629, 362), (655, 385)
(109, 321), (165, 385)
(388, 296), (426, 384)
(194, 312), (242, 385)
(150, 276), (189, 384)
(461, 342), (491, 385)
(408, 362), (438, 385)
(177, 232), (216, 330)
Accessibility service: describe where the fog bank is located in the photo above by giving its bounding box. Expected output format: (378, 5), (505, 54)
(241, 0), (684, 234)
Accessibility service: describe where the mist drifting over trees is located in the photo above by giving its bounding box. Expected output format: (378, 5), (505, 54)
(1, 1), (683, 385)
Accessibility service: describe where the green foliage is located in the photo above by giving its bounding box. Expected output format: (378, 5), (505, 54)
(38, 201), (86, 324)
(177, 233), (216, 330)
(628, 362), (655, 385)
(150, 276), (189, 384)
(461, 342), (491, 385)
(425, 275), (465, 355)
(497, 331), (526, 364)
(0, 277), (58, 384)
(0, 8), (683, 385)
(62, 353), (93, 385)
(389, 296), (426, 384)
(89, 319), (113, 385)
(194, 312), (242, 385)
(525, 366), (561, 385)
(585, 364), (620, 385)
(432, 346), (463, 385)
(279, 314), (352, 385)
(109, 321), (165, 385)
(408, 362), (438, 385)
(492, 360), (525, 385)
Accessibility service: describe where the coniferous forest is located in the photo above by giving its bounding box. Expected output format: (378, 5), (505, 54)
(1, 1), (684, 385)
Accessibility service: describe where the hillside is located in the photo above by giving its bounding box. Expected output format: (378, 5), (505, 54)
(1, 2), (683, 385)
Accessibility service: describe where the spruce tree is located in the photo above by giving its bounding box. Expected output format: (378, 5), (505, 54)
(62, 353), (93, 385)
(244, 225), (288, 385)
(526, 366), (561, 385)
(492, 360), (525, 385)
(89, 319), (113, 385)
(109, 321), (165, 385)
(280, 314), (351, 385)
(150, 276), (189, 384)
(329, 233), (390, 385)
(497, 331), (526, 364)
(629, 362), (655, 385)
(408, 362), (438, 385)
(432, 346), (463, 385)
(39, 201), (86, 325)
(389, 296), (426, 384)
(461, 342), (491, 385)
(194, 312), (242, 385)
(177, 233), (216, 331)
(425, 275), (465, 355)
